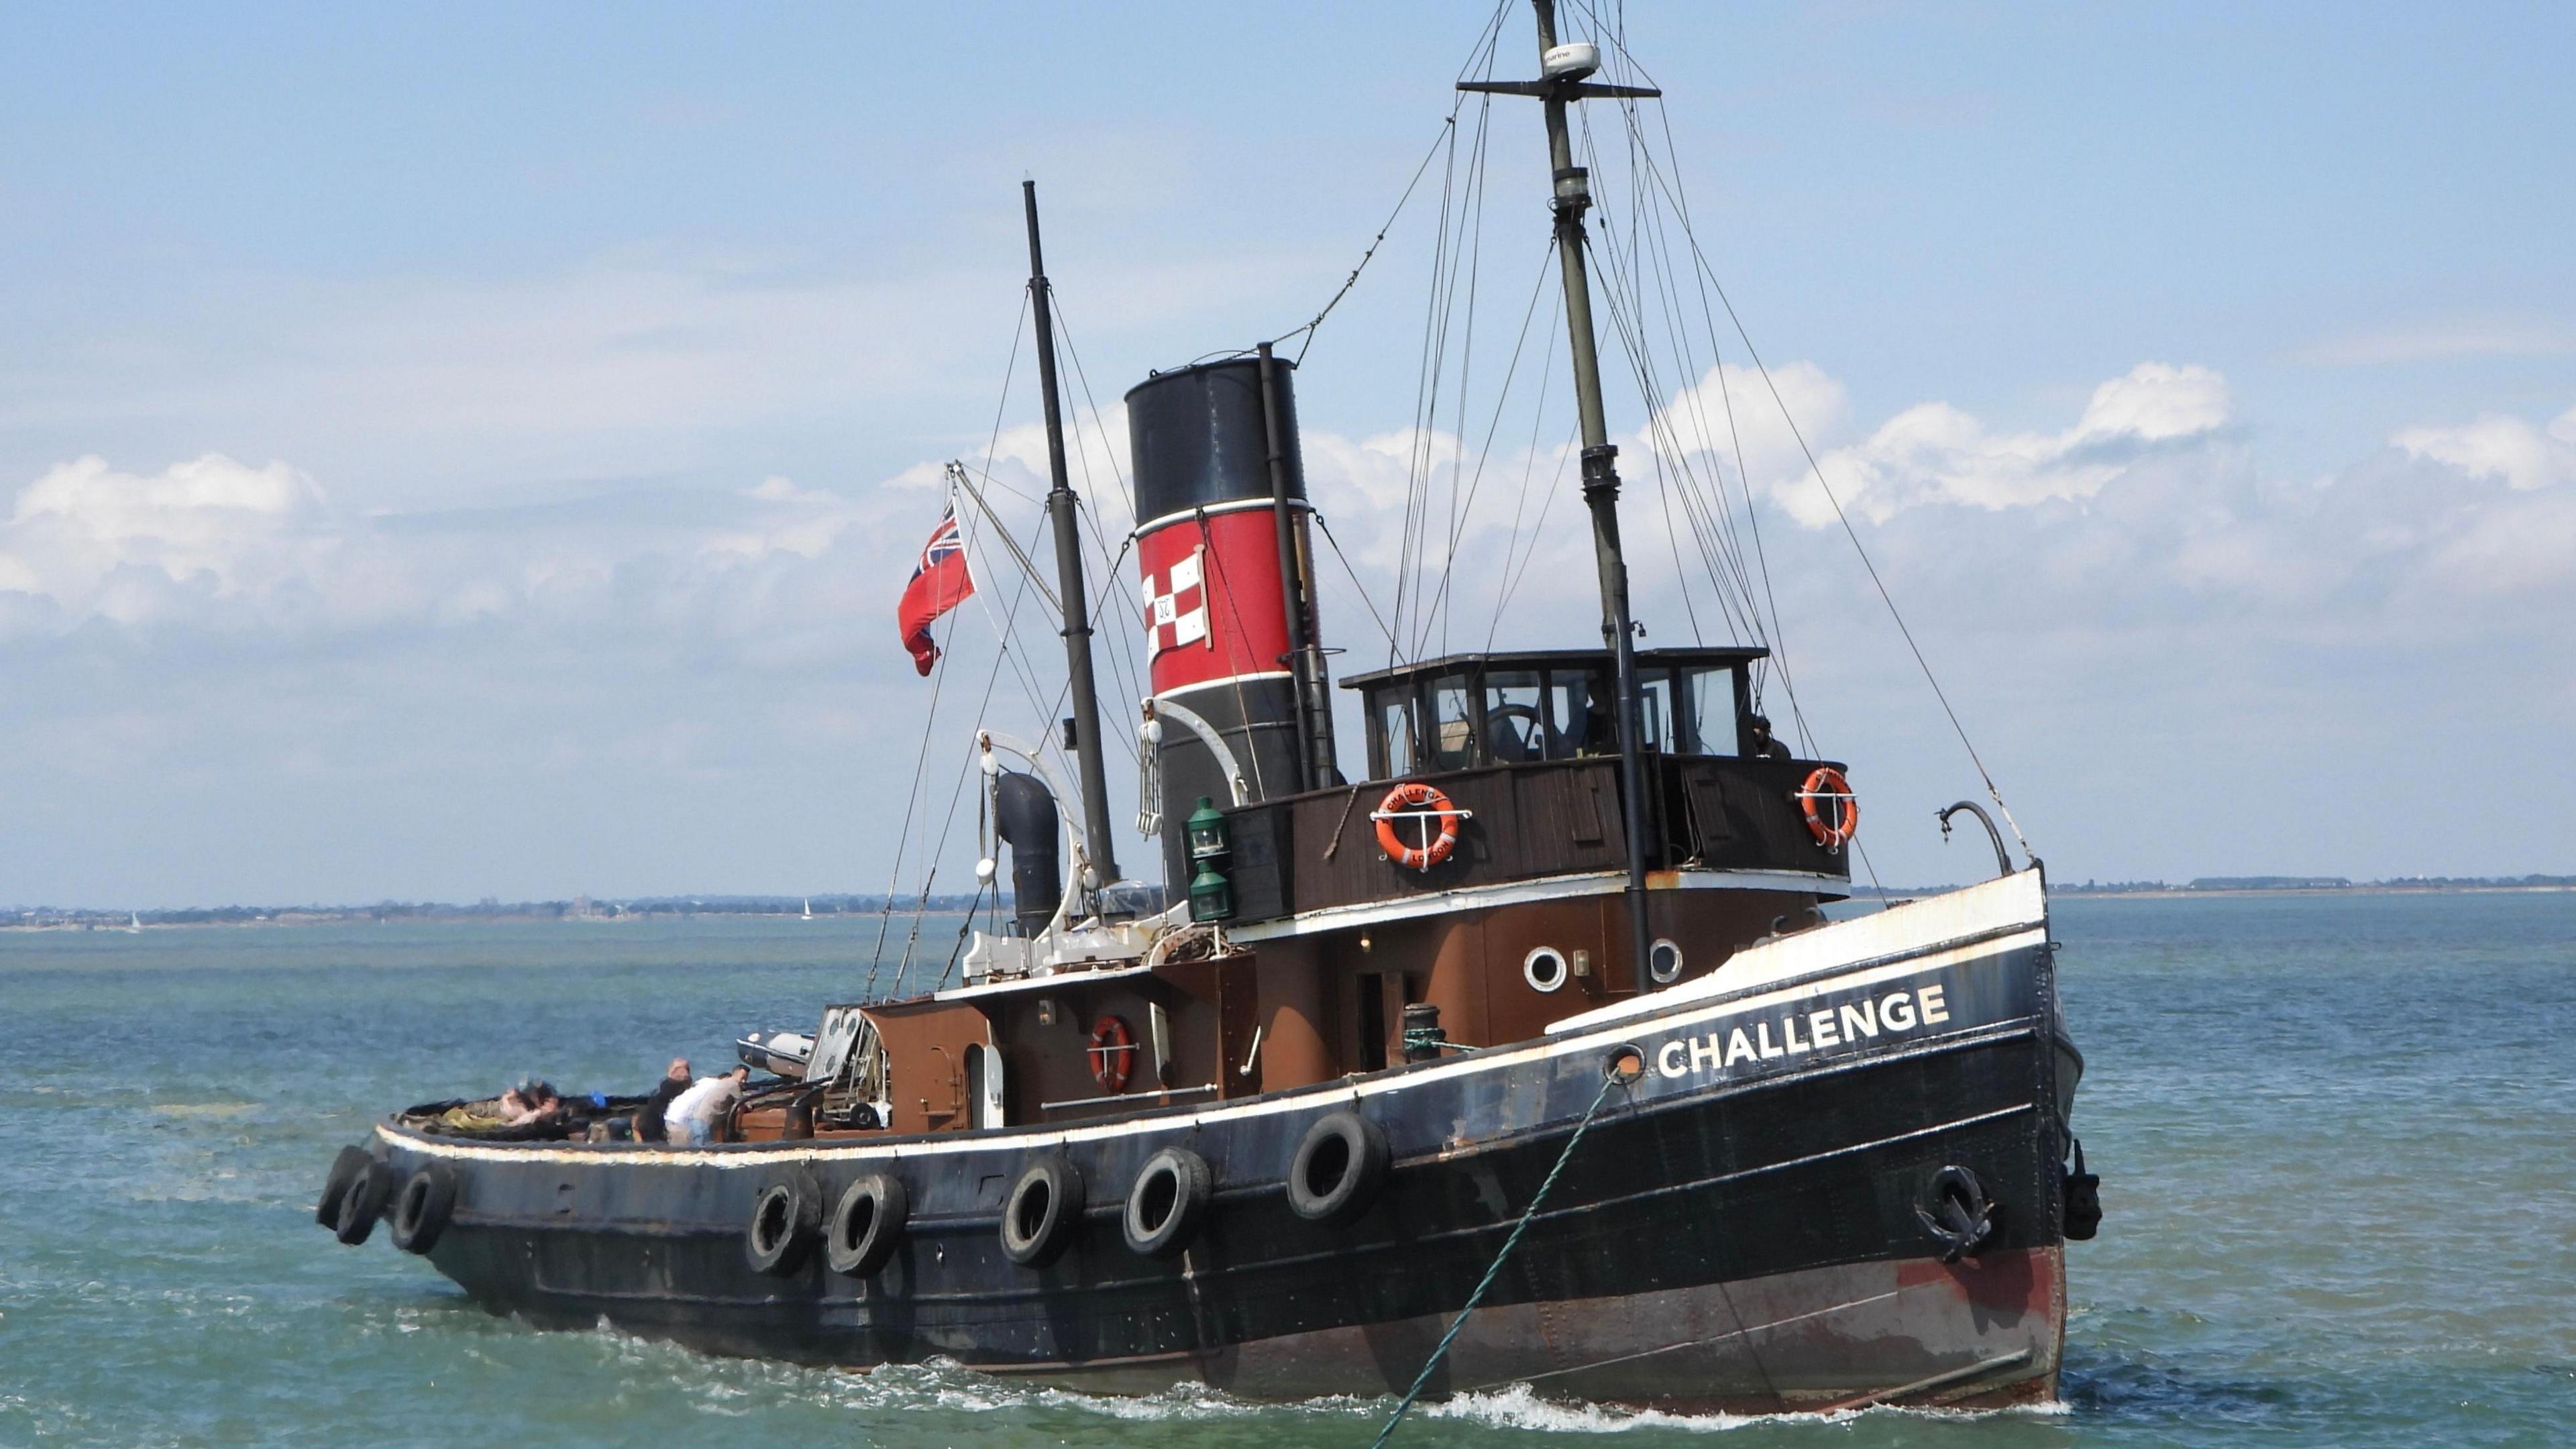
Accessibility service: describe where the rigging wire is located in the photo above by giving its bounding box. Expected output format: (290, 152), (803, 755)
(1368, 1065), (1629, 1447)
(891, 292), (1097, 988)
(1481, 304), (1564, 651)
(1275, 0), (1517, 365)
(1392, 88), (1474, 667)
(908, 286), (1154, 987)
(1046, 292), (1151, 722)
(1487, 423), (1576, 628)
(1409, 238), (1558, 661)
(866, 290), (1028, 996)
(1313, 512), (1399, 653)
(1562, 2), (2029, 861)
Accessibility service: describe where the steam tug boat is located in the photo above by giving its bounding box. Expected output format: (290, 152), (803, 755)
(319, 3), (2096, 1413)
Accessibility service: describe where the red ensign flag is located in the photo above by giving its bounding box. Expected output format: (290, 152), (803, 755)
(896, 502), (974, 676)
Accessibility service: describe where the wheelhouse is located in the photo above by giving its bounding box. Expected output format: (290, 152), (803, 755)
(1345, 647), (1765, 780)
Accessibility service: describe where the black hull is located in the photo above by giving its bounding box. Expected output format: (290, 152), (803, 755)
(370, 879), (2076, 1409)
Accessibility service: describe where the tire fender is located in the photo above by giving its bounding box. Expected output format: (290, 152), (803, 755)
(1122, 1146), (1213, 1258)
(317, 1145), (372, 1229)
(333, 1161), (392, 1246)
(389, 1163), (458, 1255)
(743, 1167), (822, 1277)
(1287, 1111), (1390, 1226)
(825, 1172), (909, 1277)
(1000, 1155), (1085, 1268)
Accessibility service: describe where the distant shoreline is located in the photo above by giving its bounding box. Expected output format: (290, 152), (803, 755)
(7, 879), (2571, 931)
(0, 896), (985, 932)
(2049, 883), (2576, 900)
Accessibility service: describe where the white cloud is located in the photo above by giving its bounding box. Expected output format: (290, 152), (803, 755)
(1764, 362), (2232, 524)
(0, 453), (939, 656)
(2391, 405), (2576, 492)
(1, 454), (334, 627)
(2072, 362), (2232, 443)
(1632, 360), (1849, 487)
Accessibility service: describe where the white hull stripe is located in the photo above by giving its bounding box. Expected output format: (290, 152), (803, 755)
(1227, 867), (1851, 944)
(378, 925), (2045, 1171)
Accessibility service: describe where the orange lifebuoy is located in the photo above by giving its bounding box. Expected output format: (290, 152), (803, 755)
(1372, 781), (1468, 871)
(1087, 1016), (1136, 1094)
(1796, 766), (1858, 850)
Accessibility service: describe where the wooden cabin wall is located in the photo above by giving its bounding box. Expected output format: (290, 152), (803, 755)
(860, 1000), (996, 1134)
(1307, 887), (1829, 1065)
(1224, 755), (1851, 926)
(861, 891), (1824, 1138)
(1248, 939), (1334, 1094)
(981, 959), (1258, 1126)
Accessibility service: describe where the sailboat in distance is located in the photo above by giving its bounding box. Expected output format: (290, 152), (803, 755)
(802, 898), (814, 922)
(320, 1), (2100, 1414)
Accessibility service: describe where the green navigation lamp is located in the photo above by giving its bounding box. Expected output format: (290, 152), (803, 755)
(1185, 796), (1234, 922)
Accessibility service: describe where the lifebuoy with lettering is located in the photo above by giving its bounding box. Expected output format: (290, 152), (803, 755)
(1372, 782), (1466, 871)
(1796, 766), (1858, 850)
(1088, 1016), (1136, 1094)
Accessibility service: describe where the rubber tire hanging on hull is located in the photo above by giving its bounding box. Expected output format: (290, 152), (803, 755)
(2061, 1136), (2103, 1242)
(1287, 1112), (1389, 1226)
(1915, 1165), (1999, 1263)
(333, 1161), (391, 1246)
(389, 1163), (456, 1254)
(743, 1169), (821, 1277)
(1122, 1147), (1213, 1258)
(1000, 1155), (1084, 1268)
(825, 1172), (909, 1277)
(316, 1145), (371, 1228)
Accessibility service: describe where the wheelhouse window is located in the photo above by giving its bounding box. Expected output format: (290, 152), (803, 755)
(1547, 669), (1613, 758)
(1375, 692), (1418, 777)
(1354, 652), (1762, 776)
(1426, 672), (1477, 772)
(1636, 669), (1674, 753)
(1680, 665), (1742, 756)
(1483, 670), (1546, 763)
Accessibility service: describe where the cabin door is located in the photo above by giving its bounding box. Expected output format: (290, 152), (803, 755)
(965, 1042), (1006, 1130)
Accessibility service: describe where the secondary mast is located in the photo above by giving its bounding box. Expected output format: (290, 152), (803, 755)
(1461, 0), (1662, 979)
(1022, 180), (1120, 898)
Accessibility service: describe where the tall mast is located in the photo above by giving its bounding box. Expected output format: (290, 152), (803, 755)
(1022, 179), (1120, 895)
(1462, 0), (1662, 980)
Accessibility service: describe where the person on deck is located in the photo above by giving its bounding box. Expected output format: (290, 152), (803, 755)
(631, 1058), (694, 1143)
(502, 1081), (567, 1127)
(663, 1065), (749, 1147)
(1746, 713), (1793, 761)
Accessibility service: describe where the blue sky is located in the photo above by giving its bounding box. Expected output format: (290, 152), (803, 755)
(3, 3), (2571, 906)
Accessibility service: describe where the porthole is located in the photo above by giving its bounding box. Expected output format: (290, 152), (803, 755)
(1523, 946), (1569, 994)
(1649, 938), (1684, 985)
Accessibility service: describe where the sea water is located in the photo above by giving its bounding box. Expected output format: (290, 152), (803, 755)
(1, 893), (2569, 1447)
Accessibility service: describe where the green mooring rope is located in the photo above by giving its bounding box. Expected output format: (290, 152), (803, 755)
(1367, 1063), (1629, 1448)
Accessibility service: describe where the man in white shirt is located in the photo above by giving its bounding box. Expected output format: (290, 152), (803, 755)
(663, 1065), (749, 1146)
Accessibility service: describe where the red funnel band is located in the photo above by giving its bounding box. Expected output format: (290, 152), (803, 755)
(1139, 510), (1294, 698)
